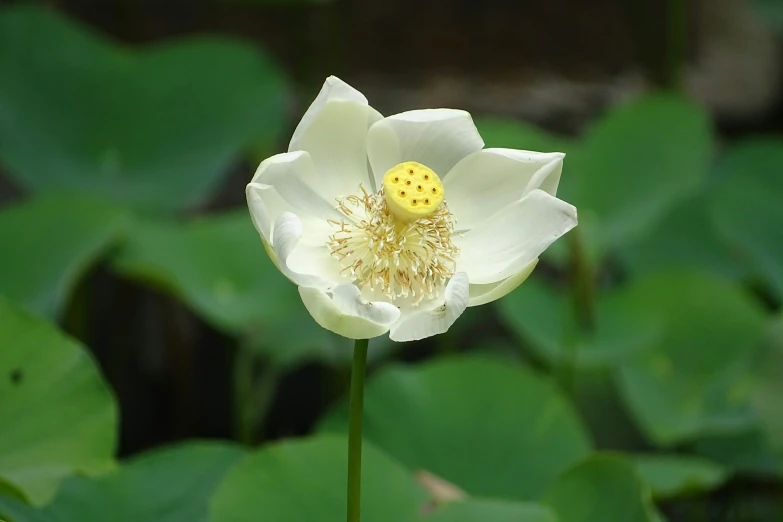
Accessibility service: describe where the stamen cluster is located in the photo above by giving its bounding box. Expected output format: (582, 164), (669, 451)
(327, 186), (458, 304)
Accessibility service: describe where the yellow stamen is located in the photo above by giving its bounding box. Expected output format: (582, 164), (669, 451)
(382, 161), (444, 221)
(327, 181), (458, 305)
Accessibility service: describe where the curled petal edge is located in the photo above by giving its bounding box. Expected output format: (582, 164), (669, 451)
(299, 284), (401, 340)
(467, 259), (539, 307)
(389, 272), (470, 342)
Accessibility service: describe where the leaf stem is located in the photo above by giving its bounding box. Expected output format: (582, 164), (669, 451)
(568, 229), (596, 332)
(347, 338), (369, 522)
(232, 343), (255, 444)
(561, 229), (596, 395)
(233, 340), (279, 445)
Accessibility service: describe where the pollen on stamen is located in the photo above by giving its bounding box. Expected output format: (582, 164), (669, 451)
(327, 184), (459, 304)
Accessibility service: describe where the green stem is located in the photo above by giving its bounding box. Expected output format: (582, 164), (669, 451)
(347, 338), (369, 522)
(568, 230), (595, 332)
(248, 364), (280, 443)
(560, 229), (596, 395)
(233, 339), (281, 446)
(233, 343), (256, 445)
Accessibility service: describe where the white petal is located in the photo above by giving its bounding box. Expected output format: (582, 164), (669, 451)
(289, 77), (382, 199)
(467, 259), (539, 307)
(249, 151), (344, 220)
(444, 149), (564, 231)
(299, 284), (401, 339)
(272, 212), (343, 290)
(389, 272), (469, 342)
(367, 109), (484, 188)
(454, 190), (577, 285)
(290, 76), (369, 145)
(246, 179), (290, 244)
(246, 151), (343, 244)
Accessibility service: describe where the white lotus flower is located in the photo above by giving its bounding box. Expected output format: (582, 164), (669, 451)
(247, 76), (577, 342)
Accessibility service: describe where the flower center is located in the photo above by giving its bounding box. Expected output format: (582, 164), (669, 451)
(327, 162), (458, 304)
(382, 161), (445, 221)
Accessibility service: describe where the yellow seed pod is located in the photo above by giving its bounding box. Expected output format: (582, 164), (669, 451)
(382, 161), (444, 221)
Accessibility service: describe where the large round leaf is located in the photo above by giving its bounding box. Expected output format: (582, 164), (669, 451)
(694, 315), (783, 478)
(565, 94), (713, 250)
(711, 139), (783, 300)
(0, 495), (50, 522)
(620, 194), (745, 281)
(0, 5), (288, 212)
(113, 211), (401, 369)
(753, 316), (783, 454)
(616, 270), (766, 446)
(210, 435), (428, 522)
(423, 499), (555, 522)
(692, 428), (783, 478)
(0, 442), (244, 522)
(318, 356), (592, 501)
(112, 211), (293, 333)
(45, 442), (243, 522)
(498, 277), (660, 369)
(0, 299), (117, 505)
(632, 454), (728, 500)
(0, 195), (128, 318)
(543, 454), (659, 522)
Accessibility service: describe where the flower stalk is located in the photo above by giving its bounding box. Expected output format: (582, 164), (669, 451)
(347, 338), (369, 522)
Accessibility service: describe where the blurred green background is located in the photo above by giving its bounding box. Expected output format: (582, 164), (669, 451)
(0, 0), (782, 521)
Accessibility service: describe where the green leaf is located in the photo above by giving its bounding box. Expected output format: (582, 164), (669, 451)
(695, 316), (783, 478)
(113, 211), (293, 333)
(0, 480), (24, 502)
(692, 428), (783, 477)
(475, 118), (574, 154)
(566, 94), (713, 250)
(112, 211), (345, 366)
(619, 194), (745, 280)
(616, 270), (766, 446)
(543, 454), (658, 522)
(0, 5), (288, 212)
(47, 442), (243, 522)
(210, 435), (428, 522)
(711, 139), (783, 300)
(318, 356), (592, 501)
(753, 316), (783, 452)
(571, 369), (648, 450)
(0, 299), (117, 506)
(0, 442), (244, 522)
(632, 454), (729, 500)
(497, 277), (660, 369)
(0, 495), (51, 522)
(0, 195), (128, 318)
(422, 499), (555, 522)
